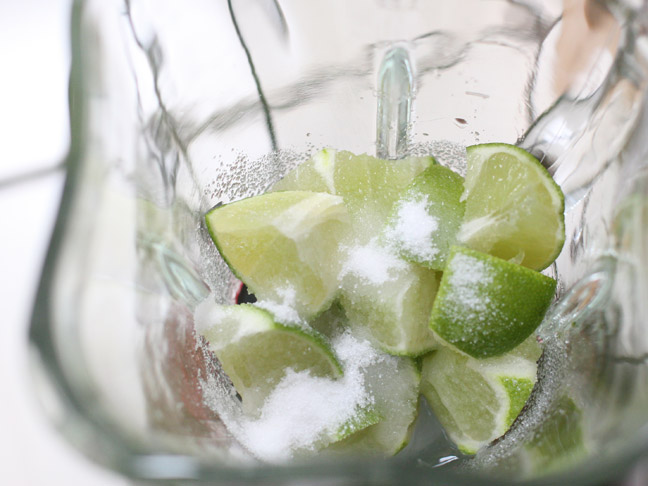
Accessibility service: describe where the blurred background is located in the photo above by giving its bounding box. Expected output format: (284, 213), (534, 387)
(1, 1), (648, 485)
(0, 0), (124, 484)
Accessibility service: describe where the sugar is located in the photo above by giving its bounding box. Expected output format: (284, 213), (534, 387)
(196, 306), (412, 463)
(194, 297), (229, 334)
(447, 252), (494, 314)
(450, 253), (493, 286)
(386, 196), (440, 261)
(228, 332), (381, 462)
(236, 370), (349, 461)
(334, 330), (382, 369)
(340, 239), (406, 285)
(236, 370), (363, 461)
(253, 286), (304, 327)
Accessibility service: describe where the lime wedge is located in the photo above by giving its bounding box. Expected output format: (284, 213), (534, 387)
(271, 148), (340, 194)
(195, 303), (343, 415)
(307, 307), (422, 454)
(327, 353), (421, 455)
(421, 336), (542, 454)
(205, 191), (351, 320)
(384, 164), (465, 270)
(272, 149), (435, 242)
(340, 241), (439, 356)
(270, 150), (439, 355)
(429, 246), (556, 359)
(525, 395), (586, 473)
(459, 143), (565, 270)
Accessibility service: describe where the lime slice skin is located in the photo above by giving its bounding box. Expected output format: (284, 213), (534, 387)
(429, 246), (556, 359)
(384, 164), (465, 270)
(460, 143), (565, 271)
(500, 376), (535, 425)
(205, 191), (350, 320)
(196, 303), (343, 415)
(335, 406), (383, 442)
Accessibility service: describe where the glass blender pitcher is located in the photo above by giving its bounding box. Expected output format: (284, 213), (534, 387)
(29, 0), (648, 483)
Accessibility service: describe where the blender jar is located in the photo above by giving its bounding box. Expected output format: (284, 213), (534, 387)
(29, 0), (648, 483)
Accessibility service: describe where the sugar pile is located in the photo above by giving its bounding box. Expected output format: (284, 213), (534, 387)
(232, 332), (380, 461)
(447, 252), (494, 315)
(198, 322), (384, 463)
(385, 195), (440, 262)
(339, 239), (406, 285)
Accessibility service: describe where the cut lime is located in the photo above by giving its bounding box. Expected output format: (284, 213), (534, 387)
(271, 148), (340, 194)
(195, 303), (343, 415)
(269, 151), (439, 355)
(489, 394), (587, 476)
(201, 319), (385, 461)
(308, 307), (422, 455)
(384, 164), (465, 270)
(525, 395), (586, 473)
(459, 143), (565, 270)
(205, 191), (351, 320)
(421, 336), (541, 454)
(272, 149), (436, 242)
(429, 246), (556, 359)
(327, 353), (421, 455)
(340, 240), (439, 356)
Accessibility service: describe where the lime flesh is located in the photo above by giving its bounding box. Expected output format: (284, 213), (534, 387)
(459, 143), (565, 270)
(272, 149), (436, 243)
(340, 252), (439, 357)
(205, 191), (351, 321)
(421, 336), (541, 454)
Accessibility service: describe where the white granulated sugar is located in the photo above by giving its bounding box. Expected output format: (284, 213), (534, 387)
(194, 296), (265, 343)
(254, 286), (304, 327)
(193, 296), (226, 334)
(386, 196), (440, 261)
(340, 239), (407, 285)
(334, 330), (382, 370)
(231, 331), (380, 462)
(448, 253), (494, 313)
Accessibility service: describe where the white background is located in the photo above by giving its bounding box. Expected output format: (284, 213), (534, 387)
(0, 0), (125, 484)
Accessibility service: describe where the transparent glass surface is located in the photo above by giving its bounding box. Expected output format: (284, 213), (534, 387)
(29, 0), (648, 483)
